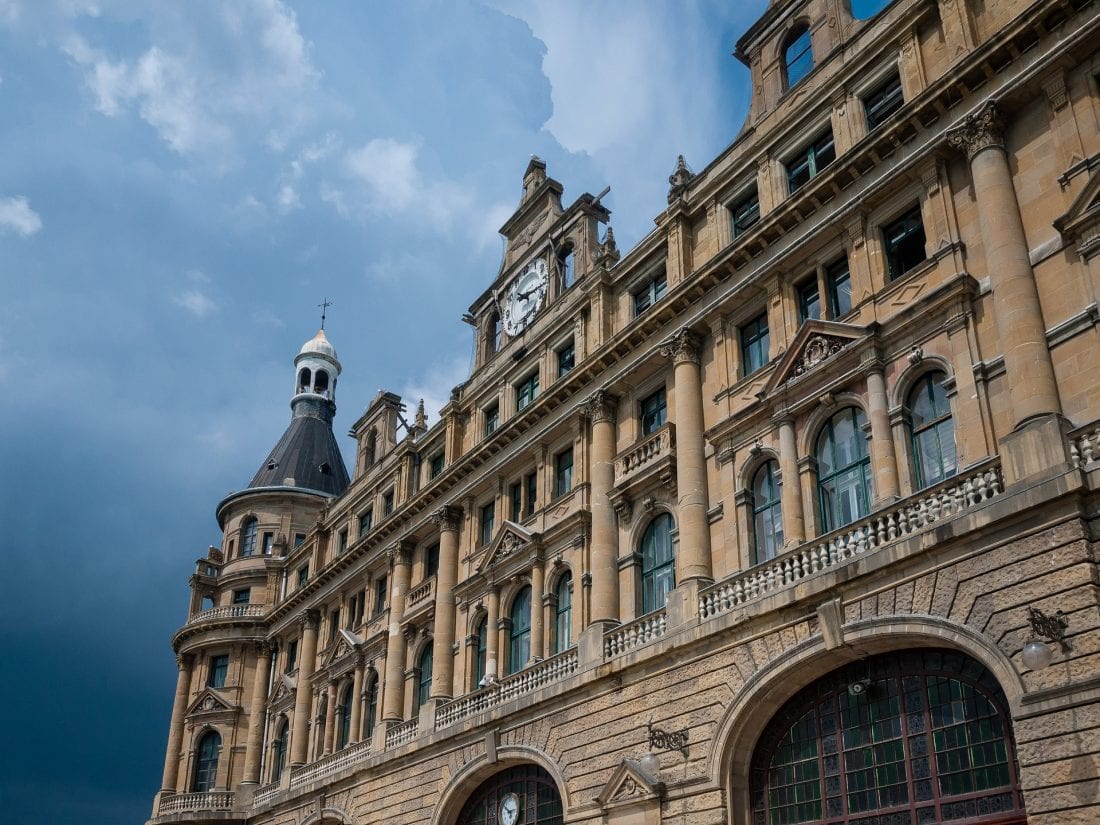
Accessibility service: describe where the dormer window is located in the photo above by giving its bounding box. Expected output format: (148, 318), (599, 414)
(783, 24), (813, 89)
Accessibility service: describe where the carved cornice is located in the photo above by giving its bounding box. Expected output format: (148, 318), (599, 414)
(946, 100), (1005, 162)
(579, 389), (619, 424)
(659, 327), (703, 365)
(431, 505), (462, 533)
(253, 640), (274, 658)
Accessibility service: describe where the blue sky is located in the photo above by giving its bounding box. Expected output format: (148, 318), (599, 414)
(0, 1), (762, 821)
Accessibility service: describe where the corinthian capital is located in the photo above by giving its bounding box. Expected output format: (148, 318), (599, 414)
(946, 100), (1005, 162)
(660, 327), (703, 365)
(579, 389), (618, 424)
(297, 608), (320, 630)
(431, 505), (462, 533)
(386, 540), (413, 566)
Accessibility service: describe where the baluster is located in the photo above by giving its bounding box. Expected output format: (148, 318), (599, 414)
(855, 528), (868, 555)
(733, 579), (745, 605)
(765, 566), (776, 593)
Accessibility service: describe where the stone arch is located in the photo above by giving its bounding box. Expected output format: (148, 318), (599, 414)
(431, 745), (571, 825)
(708, 616), (1025, 823)
(775, 15), (814, 63)
(890, 354), (953, 410)
(499, 576), (534, 619)
(737, 446), (782, 493)
(797, 391), (868, 457)
(300, 805), (354, 825)
(545, 560), (574, 596)
(625, 502), (677, 556)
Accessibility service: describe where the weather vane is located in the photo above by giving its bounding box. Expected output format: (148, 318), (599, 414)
(318, 297), (332, 330)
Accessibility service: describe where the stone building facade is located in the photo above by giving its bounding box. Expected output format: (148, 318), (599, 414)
(150, 0), (1100, 823)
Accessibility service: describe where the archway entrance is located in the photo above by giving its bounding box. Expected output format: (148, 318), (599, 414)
(456, 764), (563, 825)
(749, 649), (1025, 825)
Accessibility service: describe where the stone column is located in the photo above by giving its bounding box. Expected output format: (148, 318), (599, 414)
(349, 656), (364, 744)
(485, 586), (500, 681)
(529, 560), (545, 663)
(381, 542), (413, 721)
(290, 610), (319, 766)
(159, 654), (193, 793)
(948, 102), (1067, 482)
(866, 366), (901, 503)
(322, 683), (337, 755)
(581, 390), (619, 624)
(430, 506), (462, 700)
(242, 642), (273, 784)
(661, 328), (712, 581)
(777, 418), (805, 546)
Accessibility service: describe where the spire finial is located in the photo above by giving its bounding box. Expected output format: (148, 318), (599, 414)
(318, 297), (332, 330)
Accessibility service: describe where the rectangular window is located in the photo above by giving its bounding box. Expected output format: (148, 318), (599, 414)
(382, 490), (394, 517)
(480, 502), (495, 546)
(429, 452), (445, 479)
(262, 532), (274, 555)
(424, 543), (439, 579)
(337, 528), (348, 554)
(484, 404), (500, 437)
(232, 588), (251, 605)
(285, 639), (298, 673)
(826, 257), (852, 317)
(798, 279), (821, 322)
(787, 129), (836, 194)
(559, 247), (575, 289)
(515, 372), (539, 411)
(525, 472), (538, 518)
(633, 271), (668, 316)
(864, 73), (904, 131)
(297, 564), (309, 587)
(294, 533), (306, 547)
(358, 509), (373, 537)
(329, 608), (340, 643)
(373, 576), (387, 615)
(555, 448), (574, 498)
(509, 481), (523, 522)
(640, 387), (667, 436)
(208, 654), (228, 689)
(740, 313), (771, 376)
(883, 206), (927, 281)
(557, 340), (575, 377)
(730, 189), (760, 238)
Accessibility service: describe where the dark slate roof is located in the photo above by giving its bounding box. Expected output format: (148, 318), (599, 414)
(248, 408), (350, 497)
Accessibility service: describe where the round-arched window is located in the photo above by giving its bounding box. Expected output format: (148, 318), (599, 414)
(752, 460), (783, 563)
(509, 587), (532, 674)
(337, 682), (354, 749)
(271, 719), (288, 782)
(750, 649), (1025, 825)
(816, 407), (871, 532)
(415, 645), (433, 712)
(640, 513), (675, 613)
(192, 729), (221, 792)
(364, 675), (378, 738)
(909, 372), (956, 490)
(456, 764), (564, 825)
(553, 573), (572, 654)
(473, 616), (488, 688)
(241, 518), (258, 557)
(784, 24), (814, 88)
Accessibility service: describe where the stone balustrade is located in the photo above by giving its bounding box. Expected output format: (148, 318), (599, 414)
(251, 781), (281, 809)
(290, 739), (372, 789)
(604, 609), (668, 658)
(614, 423), (675, 485)
(405, 576), (435, 612)
(1070, 422), (1100, 466)
(385, 718), (418, 749)
(436, 648), (579, 728)
(699, 462), (1004, 620)
(187, 603), (266, 625)
(158, 790), (235, 814)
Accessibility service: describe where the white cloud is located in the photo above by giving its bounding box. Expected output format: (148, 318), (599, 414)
(0, 195), (43, 236)
(398, 351), (472, 425)
(276, 183), (301, 212)
(173, 288), (218, 317)
(345, 138), (421, 210)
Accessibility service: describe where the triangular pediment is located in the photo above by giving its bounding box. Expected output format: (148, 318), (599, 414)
(761, 320), (868, 397)
(595, 758), (664, 808)
(476, 521), (539, 573)
(270, 672), (296, 705)
(187, 688), (234, 716)
(321, 629), (363, 668)
(1055, 168), (1100, 259)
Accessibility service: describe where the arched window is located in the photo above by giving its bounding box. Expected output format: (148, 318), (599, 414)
(241, 518), (258, 557)
(314, 369), (329, 393)
(415, 645), (432, 712)
(297, 367), (311, 393)
(192, 730), (221, 792)
(784, 24), (814, 89)
(553, 573), (572, 654)
(271, 719), (288, 782)
(750, 649), (1025, 825)
(337, 683), (353, 749)
(474, 617), (488, 688)
(909, 372), (956, 490)
(456, 763), (564, 825)
(558, 242), (576, 289)
(816, 407), (871, 532)
(640, 513), (675, 613)
(752, 461), (783, 563)
(508, 587), (532, 674)
(364, 676), (378, 738)
(488, 313), (502, 355)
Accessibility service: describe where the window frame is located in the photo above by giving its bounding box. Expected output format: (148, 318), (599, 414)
(208, 654), (229, 689)
(508, 586), (532, 674)
(883, 205), (927, 281)
(740, 312), (771, 376)
(786, 129), (836, 194)
(484, 403), (500, 437)
(826, 257), (852, 318)
(429, 452), (445, 479)
(783, 24), (814, 89)
(632, 270), (668, 316)
(553, 573), (573, 654)
(358, 508), (373, 537)
(640, 387), (668, 436)
(816, 407), (872, 533)
(556, 339), (575, 377)
(751, 461), (784, 564)
(554, 447), (574, 499)
(797, 278), (821, 323)
(908, 372), (957, 490)
(730, 188), (761, 238)
(863, 71), (904, 131)
(414, 645), (433, 712)
(192, 730), (221, 793)
(232, 588), (251, 605)
(640, 513), (676, 614)
(241, 518), (257, 557)
(479, 502), (495, 547)
(515, 371), (540, 412)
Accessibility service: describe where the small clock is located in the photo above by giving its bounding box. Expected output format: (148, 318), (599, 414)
(498, 791), (522, 825)
(502, 258), (549, 336)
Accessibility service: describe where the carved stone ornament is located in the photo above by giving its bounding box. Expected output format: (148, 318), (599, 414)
(254, 640), (273, 658)
(667, 154), (695, 203)
(659, 327), (702, 365)
(298, 608), (321, 630)
(386, 541), (413, 565)
(200, 695), (218, 712)
(596, 226), (620, 268)
(431, 505), (462, 533)
(793, 334), (845, 376)
(498, 531), (526, 558)
(580, 389), (618, 424)
(946, 100), (1005, 162)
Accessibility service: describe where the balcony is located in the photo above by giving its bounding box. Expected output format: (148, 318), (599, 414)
(158, 791), (235, 816)
(187, 604), (267, 625)
(604, 609), (668, 659)
(404, 576), (436, 621)
(290, 738), (373, 790)
(613, 423), (675, 500)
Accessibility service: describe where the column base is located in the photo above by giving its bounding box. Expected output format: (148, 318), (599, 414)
(999, 413), (1074, 487)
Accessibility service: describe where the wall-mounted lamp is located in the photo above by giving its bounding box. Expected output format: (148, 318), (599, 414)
(1021, 606), (1070, 670)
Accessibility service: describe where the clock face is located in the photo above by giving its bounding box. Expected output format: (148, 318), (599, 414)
(499, 791), (521, 825)
(502, 259), (548, 336)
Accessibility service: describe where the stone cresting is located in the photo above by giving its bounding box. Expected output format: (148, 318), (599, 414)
(699, 462), (1004, 619)
(604, 609), (669, 657)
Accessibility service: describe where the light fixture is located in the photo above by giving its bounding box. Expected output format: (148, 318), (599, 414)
(1021, 606), (1070, 670)
(638, 751), (660, 778)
